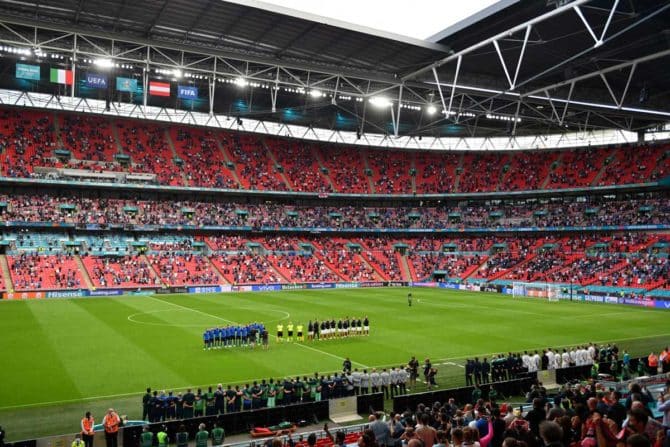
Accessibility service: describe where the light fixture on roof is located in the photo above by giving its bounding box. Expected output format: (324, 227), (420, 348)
(369, 96), (392, 108)
(94, 58), (114, 68)
(172, 69), (183, 79)
(426, 105), (437, 115)
(308, 89), (323, 98)
(234, 77), (248, 88)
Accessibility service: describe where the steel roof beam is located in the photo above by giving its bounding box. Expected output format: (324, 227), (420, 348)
(401, 0), (592, 82)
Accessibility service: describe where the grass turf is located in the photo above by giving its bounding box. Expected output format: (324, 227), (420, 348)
(0, 287), (668, 441)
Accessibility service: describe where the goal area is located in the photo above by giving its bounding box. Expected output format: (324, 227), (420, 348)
(511, 282), (565, 301)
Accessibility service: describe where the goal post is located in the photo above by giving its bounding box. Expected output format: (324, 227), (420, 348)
(511, 282), (565, 301)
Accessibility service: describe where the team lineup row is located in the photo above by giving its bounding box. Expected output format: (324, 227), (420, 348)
(277, 317), (371, 342)
(202, 323), (268, 349)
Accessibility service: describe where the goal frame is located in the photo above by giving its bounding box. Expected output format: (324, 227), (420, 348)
(511, 282), (564, 301)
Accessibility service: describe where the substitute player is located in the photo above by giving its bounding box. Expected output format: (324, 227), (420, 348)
(296, 323), (304, 342)
(276, 323), (283, 343)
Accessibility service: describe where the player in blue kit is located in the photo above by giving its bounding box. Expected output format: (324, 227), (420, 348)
(203, 329), (211, 350)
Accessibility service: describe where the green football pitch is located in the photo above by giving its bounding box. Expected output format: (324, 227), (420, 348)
(0, 287), (668, 441)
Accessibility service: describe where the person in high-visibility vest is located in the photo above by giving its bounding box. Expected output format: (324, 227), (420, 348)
(648, 352), (659, 374)
(80, 411), (95, 447)
(140, 426), (153, 447)
(276, 323), (283, 342)
(72, 434), (86, 447)
(176, 425), (189, 447)
(211, 422), (225, 446)
(156, 426), (168, 447)
(195, 423), (209, 447)
(296, 324), (304, 342)
(102, 408), (121, 447)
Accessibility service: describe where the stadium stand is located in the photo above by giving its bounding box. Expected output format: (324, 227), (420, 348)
(0, 107), (667, 296)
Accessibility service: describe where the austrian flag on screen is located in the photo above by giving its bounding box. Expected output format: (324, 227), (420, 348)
(149, 81), (170, 96)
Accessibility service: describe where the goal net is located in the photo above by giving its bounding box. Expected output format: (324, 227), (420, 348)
(512, 282), (564, 301)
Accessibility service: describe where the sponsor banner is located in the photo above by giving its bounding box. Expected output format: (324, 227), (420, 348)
(622, 298), (655, 307)
(89, 289), (123, 297)
(464, 284), (481, 292)
(4, 291), (46, 300)
(582, 294), (604, 303)
(50, 68), (73, 85)
(233, 285), (253, 292)
(483, 286), (498, 293)
(85, 73), (108, 89)
(149, 81), (170, 96)
(177, 85), (198, 99)
(411, 282), (439, 288)
(128, 290), (156, 296)
(155, 288), (173, 295)
(16, 63), (40, 80)
(281, 284), (306, 291)
(335, 282), (359, 289)
(220, 285), (232, 293)
(604, 296), (620, 304)
(307, 283), (336, 289)
(188, 286), (221, 294)
(172, 287), (188, 294)
(116, 77), (138, 92)
(46, 290), (87, 298)
(386, 281), (407, 287)
(439, 282), (460, 290)
(251, 284), (282, 292)
(360, 281), (383, 288)
(654, 300), (670, 310)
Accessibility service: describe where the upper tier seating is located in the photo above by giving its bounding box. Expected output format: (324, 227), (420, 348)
(2, 107), (668, 194)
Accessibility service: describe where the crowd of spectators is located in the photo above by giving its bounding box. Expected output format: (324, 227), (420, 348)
(8, 253), (83, 290)
(2, 107), (669, 195)
(0, 193), (666, 230)
(82, 256), (159, 288)
(1, 232), (667, 290)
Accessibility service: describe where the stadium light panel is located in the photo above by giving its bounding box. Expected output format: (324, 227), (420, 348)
(93, 58), (114, 68)
(426, 105), (437, 115)
(369, 96), (393, 108)
(234, 77), (248, 88)
(309, 89), (323, 98)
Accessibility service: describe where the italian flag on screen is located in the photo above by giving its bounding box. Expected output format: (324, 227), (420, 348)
(50, 68), (73, 85)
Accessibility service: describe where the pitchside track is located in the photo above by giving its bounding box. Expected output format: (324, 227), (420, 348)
(0, 287), (667, 440)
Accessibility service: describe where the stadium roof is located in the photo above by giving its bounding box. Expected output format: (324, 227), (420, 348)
(0, 0), (668, 140)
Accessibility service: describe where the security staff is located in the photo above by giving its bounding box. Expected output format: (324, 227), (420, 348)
(80, 411), (95, 447)
(102, 408), (121, 447)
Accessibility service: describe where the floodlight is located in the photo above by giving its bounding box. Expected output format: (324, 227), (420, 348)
(369, 96), (392, 108)
(309, 89), (322, 98)
(234, 77), (248, 87)
(94, 58), (114, 68)
(426, 105), (437, 115)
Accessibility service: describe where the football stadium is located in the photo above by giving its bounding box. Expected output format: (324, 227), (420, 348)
(0, 0), (668, 446)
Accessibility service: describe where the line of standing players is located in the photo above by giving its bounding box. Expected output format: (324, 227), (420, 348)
(276, 316), (369, 342)
(307, 316), (370, 341)
(202, 323), (269, 350)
